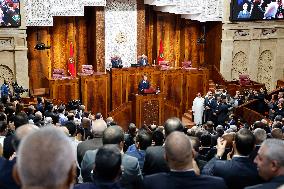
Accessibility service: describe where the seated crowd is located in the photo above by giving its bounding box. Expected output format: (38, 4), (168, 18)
(0, 95), (284, 189)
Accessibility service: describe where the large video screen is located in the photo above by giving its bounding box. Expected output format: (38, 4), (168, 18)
(0, 0), (21, 27)
(230, 0), (284, 21)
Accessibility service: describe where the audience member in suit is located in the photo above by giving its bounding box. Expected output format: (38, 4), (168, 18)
(124, 123), (137, 152)
(271, 128), (283, 139)
(43, 104), (55, 118)
(26, 105), (35, 121)
(143, 131), (228, 189)
(14, 127), (76, 189)
(0, 124), (38, 189)
(143, 117), (184, 175)
(75, 145), (123, 189)
(250, 128), (267, 161)
(204, 92), (216, 122)
(214, 96), (229, 126)
(202, 128), (263, 189)
(138, 75), (150, 94)
(77, 118), (106, 166)
(33, 111), (44, 127)
(81, 126), (142, 189)
(245, 139), (284, 189)
(35, 97), (44, 113)
(126, 130), (152, 170)
(198, 132), (212, 161)
(3, 112), (28, 159)
(189, 136), (207, 171)
(211, 125), (224, 147)
(151, 129), (164, 146)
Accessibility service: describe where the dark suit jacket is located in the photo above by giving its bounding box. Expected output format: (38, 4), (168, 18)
(143, 146), (169, 175)
(74, 181), (123, 189)
(143, 171), (228, 189)
(215, 103), (229, 125)
(77, 137), (103, 166)
(81, 149), (142, 189)
(245, 176), (284, 189)
(138, 80), (150, 93)
(202, 156), (262, 189)
(204, 98), (217, 122)
(3, 135), (14, 160)
(0, 158), (20, 189)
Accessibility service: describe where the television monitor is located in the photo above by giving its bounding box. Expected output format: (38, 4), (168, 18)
(230, 0), (284, 21)
(0, 0), (21, 27)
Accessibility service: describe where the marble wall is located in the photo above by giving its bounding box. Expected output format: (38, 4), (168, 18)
(105, 0), (137, 70)
(0, 2), (29, 92)
(220, 0), (284, 91)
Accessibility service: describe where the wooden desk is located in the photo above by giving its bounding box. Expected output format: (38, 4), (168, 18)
(133, 93), (165, 128)
(49, 78), (80, 103)
(81, 73), (109, 118)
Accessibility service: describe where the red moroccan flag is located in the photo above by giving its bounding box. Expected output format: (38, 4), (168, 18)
(158, 39), (165, 64)
(68, 42), (76, 77)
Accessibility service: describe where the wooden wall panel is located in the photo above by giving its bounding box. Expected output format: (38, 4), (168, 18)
(49, 78), (80, 102)
(27, 28), (51, 89)
(204, 22), (222, 70)
(145, 9), (206, 68)
(81, 73), (109, 117)
(27, 8), (99, 90)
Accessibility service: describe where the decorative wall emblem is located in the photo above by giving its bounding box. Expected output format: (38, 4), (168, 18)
(231, 51), (248, 80)
(115, 32), (127, 44)
(258, 50), (273, 91)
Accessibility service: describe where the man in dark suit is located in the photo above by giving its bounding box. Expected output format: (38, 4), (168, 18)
(77, 119), (106, 166)
(75, 145), (123, 189)
(143, 131), (228, 189)
(143, 117), (184, 175)
(81, 126), (142, 189)
(204, 92), (216, 122)
(138, 75), (150, 94)
(245, 139), (284, 189)
(214, 96), (229, 126)
(202, 128), (262, 189)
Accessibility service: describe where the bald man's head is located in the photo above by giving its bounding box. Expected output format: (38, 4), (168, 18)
(16, 127), (76, 189)
(165, 131), (193, 170)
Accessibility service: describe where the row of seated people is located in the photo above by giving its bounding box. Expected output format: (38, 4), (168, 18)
(1, 103), (284, 189)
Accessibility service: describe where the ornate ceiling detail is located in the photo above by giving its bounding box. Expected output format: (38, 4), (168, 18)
(24, 0), (223, 26)
(24, 0), (106, 26)
(144, 0), (223, 22)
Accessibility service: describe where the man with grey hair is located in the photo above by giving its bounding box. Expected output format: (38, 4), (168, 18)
(77, 119), (106, 166)
(250, 128), (267, 160)
(245, 139), (284, 189)
(143, 132), (227, 189)
(0, 124), (38, 189)
(15, 127), (76, 189)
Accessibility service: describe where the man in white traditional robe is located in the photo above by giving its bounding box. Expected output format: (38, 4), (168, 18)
(192, 92), (205, 125)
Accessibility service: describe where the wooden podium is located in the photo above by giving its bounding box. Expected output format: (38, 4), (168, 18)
(133, 93), (165, 128)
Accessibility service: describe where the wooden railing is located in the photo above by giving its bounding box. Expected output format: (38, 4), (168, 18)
(235, 86), (284, 124)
